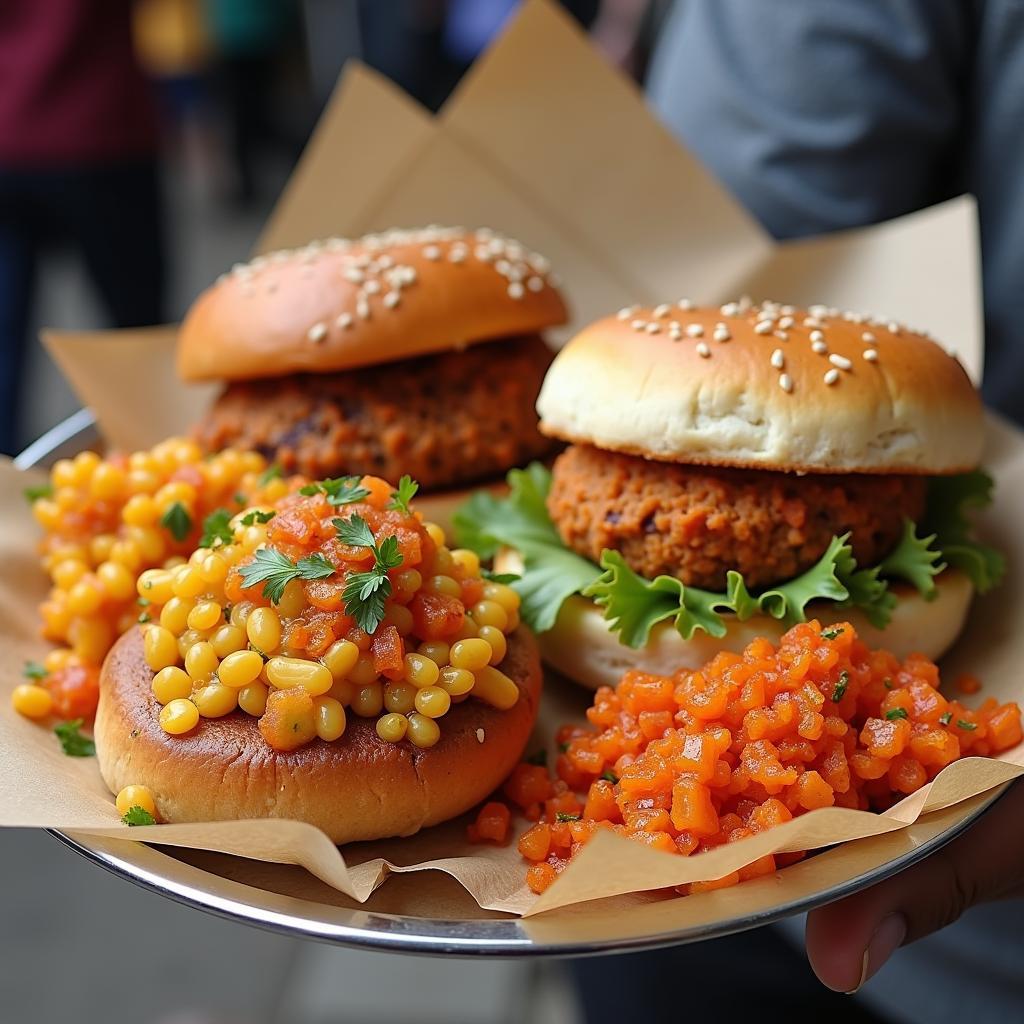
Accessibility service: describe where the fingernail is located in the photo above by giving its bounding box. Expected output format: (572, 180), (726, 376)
(847, 914), (907, 993)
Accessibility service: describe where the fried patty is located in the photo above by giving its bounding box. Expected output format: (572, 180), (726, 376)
(547, 444), (928, 590)
(194, 335), (557, 491)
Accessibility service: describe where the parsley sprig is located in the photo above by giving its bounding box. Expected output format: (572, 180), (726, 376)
(387, 475), (419, 515)
(54, 719), (95, 757)
(238, 548), (336, 603)
(160, 501), (193, 542)
(333, 514), (404, 634)
(199, 508), (234, 548)
(299, 476), (371, 506)
(22, 661), (48, 681)
(122, 806), (156, 826)
(239, 509), (276, 526)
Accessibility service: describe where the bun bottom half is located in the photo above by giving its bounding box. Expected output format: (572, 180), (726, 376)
(494, 550), (973, 690)
(96, 626), (542, 843)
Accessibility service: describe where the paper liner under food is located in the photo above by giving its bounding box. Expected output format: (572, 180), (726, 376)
(2, 412), (1022, 918)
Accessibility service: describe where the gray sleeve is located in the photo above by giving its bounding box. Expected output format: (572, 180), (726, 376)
(646, 0), (968, 239)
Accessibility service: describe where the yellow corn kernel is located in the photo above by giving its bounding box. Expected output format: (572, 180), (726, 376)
(424, 522), (446, 548)
(127, 525), (166, 563)
(163, 556), (186, 570)
(32, 498), (62, 530)
(452, 616), (479, 641)
(184, 641), (219, 681)
(383, 603), (413, 636)
(414, 686), (451, 719)
(276, 579), (307, 619)
(127, 449), (155, 473)
(263, 477), (288, 501)
(472, 666), (519, 710)
(68, 617), (113, 664)
(156, 481), (197, 508)
(449, 638), (492, 672)
(210, 624), (246, 658)
(322, 639), (359, 680)
(194, 682), (238, 718)
(451, 548), (481, 577)
(351, 682), (384, 717)
(407, 712), (441, 749)
(240, 450), (265, 474)
(431, 547), (454, 575)
(505, 607), (521, 632)
(470, 600), (508, 631)
(348, 652), (378, 687)
(136, 568), (172, 604)
(392, 568), (422, 603)
(238, 681), (269, 716)
(171, 438), (202, 465)
(482, 581), (520, 612)
(122, 493), (159, 527)
(477, 625), (507, 665)
(375, 713), (408, 743)
(199, 553), (228, 585)
(44, 648), (75, 673)
(417, 641), (450, 666)
(187, 600), (223, 632)
(404, 652), (440, 688)
(171, 565), (205, 599)
(115, 785), (157, 819)
(66, 577), (103, 616)
(328, 677), (355, 706)
(89, 462), (127, 501)
(54, 485), (80, 512)
(90, 533), (117, 563)
(159, 595), (194, 635)
(159, 698), (200, 735)
(51, 458), (77, 488)
(426, 574), (461, 598)
(177, 627), (205, 658)
(52, 559), (87, 590)
(73, 449), (101, 478)
(246, 606), (281, 653)
(438, 666), (475, 697)
(126, 468), (160, 495)
(40, 598), (71, 640)
(188, 547), (207, 567)
(151, 666), (193, 704)
(240, 524), (267, 550)
(229, 601), (253, 628)
(383, 681), (417, 715)
(314, 696), (346, 741)
(265, 656), (333, 696)
(12, 684), (53, 719)
(218, 649), (264, 688)
(144, 625), (179, 671)
(97, 561), (136, 602)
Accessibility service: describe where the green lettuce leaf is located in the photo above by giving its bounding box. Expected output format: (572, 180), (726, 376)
(878, 519), (945, 599)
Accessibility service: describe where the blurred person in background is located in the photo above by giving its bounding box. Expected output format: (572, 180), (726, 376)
(0, 0), (166, 456)
(575, 4), (1024, 1024)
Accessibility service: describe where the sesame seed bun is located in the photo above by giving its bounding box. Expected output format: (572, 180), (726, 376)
(536, 301), (983, 475)
(178, 228), (568, 382)
(95, 625), (543, 843)
(494, 550), (973, 691)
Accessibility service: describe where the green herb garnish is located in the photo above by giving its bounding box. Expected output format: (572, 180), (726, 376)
(198, 508), (234, 548)
(258, 464), (283, 486)
(557, 741), (570, 754)
(234, 491), (247, 506)
(387, 475), (419, 516)
(821, 626), (844, 641)
(481, 570), (522, 585)
(138, 612), (152, 624)
(54, 719), (95, 757)
(885, 708), (909, 721)
(301, 476), (371, 506)
(24, 484), (53, 503)
(334, 514), (404, 634)
(22, 661), (48, 681)
(555, 812), (581, 823)
(957, 719), (978, 731)
(160, 501), (193, 542)
(238, 548), (336, 603)
(939, 712), (953, 726)
(832, 671), (849, 702)
(122, 806), (156, 826)
(600, 770), (619, 784)
(239, 509), (276, 526)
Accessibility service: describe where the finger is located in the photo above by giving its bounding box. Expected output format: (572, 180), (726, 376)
(805, 780), (1024, 993)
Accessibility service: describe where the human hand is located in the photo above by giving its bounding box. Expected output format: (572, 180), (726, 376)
(804, 780), (1024, 992)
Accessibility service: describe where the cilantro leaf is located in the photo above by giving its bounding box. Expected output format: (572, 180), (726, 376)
(302, 476), (371, 506)
(388, 475), (419, 516)
(239, 509), (276, 527)
(24, 483), (53, 503)
(879, 519), (945, 599)
(376, 535), (404, 571)
(22, 660), (48, 681)
(238, 548), (336, 603)
(122, 806), (156, 826)
(343, 571), (390, 633)
(199, 508), (235, 548)
(454, 463), (601, 631)
(333, 514), (377, 550)
(885, 707), (908, 721)
(957, 718), (978, 731)
(296, 552), (337, 580)
(54, 719), (95, 757)
(160, 501), (193, 542)
(258, 464), (283, 486)
(832, 671), (849, 702)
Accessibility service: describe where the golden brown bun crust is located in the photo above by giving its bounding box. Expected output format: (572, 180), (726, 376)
(537, 302), (983, 474)
(494, 550), (973, 691)
(95, 626), (542, 843)
(178, 228), (567, 382)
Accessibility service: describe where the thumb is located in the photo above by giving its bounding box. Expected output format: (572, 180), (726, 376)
(805, 780), (1024, 993)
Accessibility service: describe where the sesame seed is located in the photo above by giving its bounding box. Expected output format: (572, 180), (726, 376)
(356, 296), (370, 319)
(809, 304), (830, 318)
(336, 313), (353, 330)
(754, 320), (773, 335)
(888, 322), (901, 334)
(645, 322), (661, 334)
(678, 298), (695, 310)
(653, 303), (671, 318)
(377, 254), (393, 269)
(781, 305), (796, 315)
(824, 368), (840, 385)
(812, 340), (829, 354)
(686, 323), (704, 338)
(861, 332), (876, 343)
(631, 319), (646, 331)
(527, 276), (544, 292)
(809, 329), (825, 343)
(508, 281), (525, 299)
(720, 302), (740, 317)
(475, 245), (495, 261)
(696, 342), (711, 358)
(863, 348), (879, 362)
(713, 324), (731, 342)
(779, 373), (794, 393)
(617, 305), (637, 320)
(495, 258), (511, 275)
(449, 246), (467, 263)
(770, 349), (785, 369)
(779, 316), (795, 329)
(364, 279), (381, 295)
(829, 353), (853, 370)
(307, 322), (327, 343)
(344, 267), (364, 283)
(422, 244), (441, 260)
(803, 317), (822, 328)
(775, 330), (789, 341)
(383, 291), (400, 308)
(476, 728), (485, 743)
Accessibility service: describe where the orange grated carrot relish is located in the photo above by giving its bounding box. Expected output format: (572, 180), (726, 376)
(488, 621), (1022, 895)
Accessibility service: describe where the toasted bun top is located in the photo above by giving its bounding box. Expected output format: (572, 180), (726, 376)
(178, 227), (568, 382)
(537, 300), (983, 474)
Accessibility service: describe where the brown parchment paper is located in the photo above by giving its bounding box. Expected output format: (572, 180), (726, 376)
(2, 0), (1014, 919)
